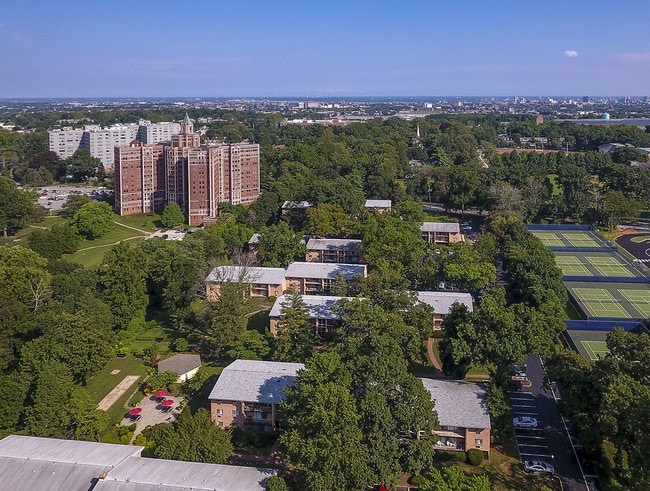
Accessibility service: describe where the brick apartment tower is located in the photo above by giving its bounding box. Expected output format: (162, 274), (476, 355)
(115, 113), (260, 224)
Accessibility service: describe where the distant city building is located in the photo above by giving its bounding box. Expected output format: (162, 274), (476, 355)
(48, 120), (181, 170)
(535, 114), (544, 124)
(115, 114), (260, 225)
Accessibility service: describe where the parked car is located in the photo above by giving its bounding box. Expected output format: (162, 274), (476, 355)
(513, 416), (538, 428)
(523, 460), (554, 475)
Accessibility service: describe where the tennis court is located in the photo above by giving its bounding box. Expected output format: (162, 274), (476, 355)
(571, 287), (631, 318)
(531, 231), (565, 247)
(565, 330), (610, 361)
(587, 256), (635, 277)
(555, 255), (591, 276)
(618, 289), (650, 318)
(563, 232), (601, 248)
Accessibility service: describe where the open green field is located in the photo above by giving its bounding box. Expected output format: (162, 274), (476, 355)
(65, 212), (161, 269)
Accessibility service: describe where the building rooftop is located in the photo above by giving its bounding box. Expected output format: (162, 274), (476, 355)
(306, 238), (361, 251)
(157, 354), (201, 376)
(285, 261), (366, 280)
(95, 456), (276, 491)
(421, 222), (461, 233)
(269, 295), (351, 320)
(364, 199), (392, 208)
(209, 359), (304, 404)
(420, 378), (491, 430)
(206, 265), (286, 285)
(281, 200), (313, 209)
(416, 291), (474, 314)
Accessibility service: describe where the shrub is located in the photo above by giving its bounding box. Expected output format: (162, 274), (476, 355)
(266, 476), (290, 491)
(410, 474), (427, 485)
(434, 450), (467, 462)
(431, 329), (446, 339)
(175, 338), (188, 352)
(466, 448), (484, 466)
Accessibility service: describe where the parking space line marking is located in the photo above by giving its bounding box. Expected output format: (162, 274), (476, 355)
(520, 453), (552, 458)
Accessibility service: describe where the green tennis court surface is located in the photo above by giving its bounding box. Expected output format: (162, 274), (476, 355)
(618, 289), (650, 318)
(571, 287), (631, 318)
(555, 255), (591, 276)
(587, 256), (635, 277)
(532, 231), (564, 247)
(563, 232), (600, 248)
(582, 340), (609, 361)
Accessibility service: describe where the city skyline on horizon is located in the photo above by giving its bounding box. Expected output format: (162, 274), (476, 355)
(2, 1), (650, 98)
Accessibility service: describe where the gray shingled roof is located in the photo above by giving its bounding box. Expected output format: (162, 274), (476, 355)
(285, 261), (366, 280)
(281, 200), (313, 209)
(420, 222), (461, 233)
(420, 378), (491, 429)
(209, 359), (304, 404)
(95, 456), (276, 491)
(416, 291), (474, 314)
(157, 354), (201, 376)
(306, 238), (361, 251)
(365, 199), (391, 208)
(206, 266), (286, 285)
(269, 295), (350, 320)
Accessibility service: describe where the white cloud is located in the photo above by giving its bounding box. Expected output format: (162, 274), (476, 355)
(564, 50), (579, 58)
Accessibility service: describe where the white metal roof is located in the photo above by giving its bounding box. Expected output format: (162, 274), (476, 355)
(420, 222), (461, 233)
(208, 359), (304, 404)
(206, 266), (286, 285)
(416, 291), (474, 314)
(285, 261), (366, 280)
(420, 378), (491, 429)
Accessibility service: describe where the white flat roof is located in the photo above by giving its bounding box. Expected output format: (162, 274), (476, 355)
(96, 456), (276, 491)
(416, 291), (474, 314)
(420, 378), (491, 429)
(209, 359), (304, 404)
(269, 294), (350, 319)
(365, 199), (391, 208)
(285, 261), (366, 280)
(421, 222), (461, 233)
(206, 266), (286, 285)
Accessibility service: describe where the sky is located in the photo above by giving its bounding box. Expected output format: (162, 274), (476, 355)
(1, 0), (650, 98)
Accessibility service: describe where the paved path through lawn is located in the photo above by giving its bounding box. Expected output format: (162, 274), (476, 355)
(97, 375), (140, 411)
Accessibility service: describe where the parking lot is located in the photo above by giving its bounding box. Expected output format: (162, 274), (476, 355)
(36, 185), (111, 212)
(510, 391), (554, 462)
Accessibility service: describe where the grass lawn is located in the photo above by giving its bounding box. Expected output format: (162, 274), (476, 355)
(85, 355), (149, 405)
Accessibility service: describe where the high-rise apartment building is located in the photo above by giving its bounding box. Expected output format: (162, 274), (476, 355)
(48, 120), (181, 170)
(115, 114), (260, 225)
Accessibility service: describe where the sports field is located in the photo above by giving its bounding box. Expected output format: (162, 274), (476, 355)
(571, 287), (631, 318)
(567, 283), (650, 320)
(532, 230), (604, 249)
(564, 330), (610, 361)
(554, 251), (645, 278)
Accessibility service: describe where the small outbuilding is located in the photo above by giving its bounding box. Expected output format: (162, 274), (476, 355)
(157, 354), (202, 383)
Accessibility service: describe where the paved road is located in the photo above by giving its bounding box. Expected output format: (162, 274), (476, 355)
(517, 355), (601, 491)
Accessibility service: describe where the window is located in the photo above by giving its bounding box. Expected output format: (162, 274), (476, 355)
(217, 421), (223, 427)
(232, 409), (239, 417)
(216, 409), (223, 417)
(475, 439), (482, 448)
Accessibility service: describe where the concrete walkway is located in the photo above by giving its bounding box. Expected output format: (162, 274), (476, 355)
(97, 375), (140, 411)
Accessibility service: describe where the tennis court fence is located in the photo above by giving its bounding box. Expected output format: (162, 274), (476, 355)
(563, 275), (650, 284)
(564, 319), (641, 332)
(526, 224), (591, 231)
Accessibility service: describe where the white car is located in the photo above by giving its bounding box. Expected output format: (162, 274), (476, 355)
(513, 416), (538, 428)
(524, 460), (554, 475)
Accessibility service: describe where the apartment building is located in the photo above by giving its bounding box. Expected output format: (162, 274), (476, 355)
(205, 265), (286, 300)
(364, 199), (392, 213)
(48, 120), (181, 170)
(420, 378), (491, 458)
(416, 291), (474, 330)
(115, 114), (261, 225)
(284, 262), (367, 295)
(209, 359), (304, 432)
(305, 238), (362, 264)
(420, 222), (463, 245)
(269, 294), (349, 336)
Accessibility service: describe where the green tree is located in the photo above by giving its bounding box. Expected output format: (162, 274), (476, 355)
(72, 201), (114, 239)
(419, 466), (490, 491)
(305, 203), (350, 237)
(99, 241), (149, 330)
(274, 293), (318, 362)
(203, 281), (248, 356)
(65, 149), (103, 181)
(601, 190), (642, 227)
(257, 222), (306, 268)
(60, 193), (91, 218)
(161, 202), (185, 228)
(0, 176), (36, 236)
(27, 222), (82, 260)
(0, 245), (51, 310)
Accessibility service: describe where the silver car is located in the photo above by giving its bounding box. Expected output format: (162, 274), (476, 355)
(524, 460), (554, 475)
(513, 416), (538, 428)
